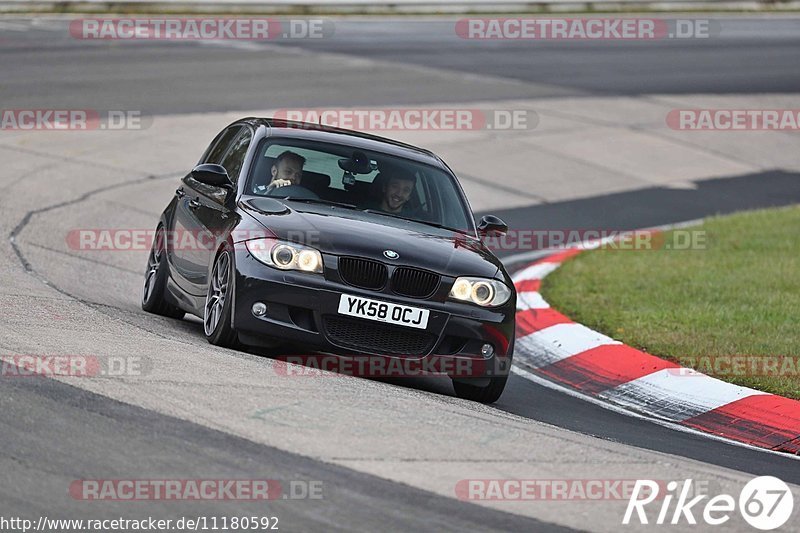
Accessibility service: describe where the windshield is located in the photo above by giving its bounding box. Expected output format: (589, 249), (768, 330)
(244, 137), (475, 234)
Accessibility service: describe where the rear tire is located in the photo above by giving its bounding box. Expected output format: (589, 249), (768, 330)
(452, 375), (508, 404)
(204, 247), (240, 349)
(141, 226), (185, 319)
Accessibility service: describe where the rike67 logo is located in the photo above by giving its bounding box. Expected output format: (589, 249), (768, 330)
(624, 476), (794, 530)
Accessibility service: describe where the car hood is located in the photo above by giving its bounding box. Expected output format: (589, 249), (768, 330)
(240, 198), (502, 278)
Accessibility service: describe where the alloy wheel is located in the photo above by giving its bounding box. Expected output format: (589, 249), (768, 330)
(204, 251), (230, 336)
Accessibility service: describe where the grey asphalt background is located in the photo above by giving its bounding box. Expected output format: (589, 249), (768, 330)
(2, 17), (799, 113)
(1, 372), (572, 532)
(1, 14), (800, 531)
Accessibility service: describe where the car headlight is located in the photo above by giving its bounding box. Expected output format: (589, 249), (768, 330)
(245, 239), (323, 273)
(449, 277), (511, 307)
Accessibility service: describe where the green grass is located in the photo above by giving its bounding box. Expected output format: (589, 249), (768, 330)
(541, 205), (800, 399)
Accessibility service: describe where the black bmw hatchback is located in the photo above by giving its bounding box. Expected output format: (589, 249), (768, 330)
(142, 118), (516, 402)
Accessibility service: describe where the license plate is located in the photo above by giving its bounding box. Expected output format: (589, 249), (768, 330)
(337, 294), (429, 330)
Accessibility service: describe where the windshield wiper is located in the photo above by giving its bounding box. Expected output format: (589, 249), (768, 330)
(282, 197), (360, 210)
(363, 209), (464, 234)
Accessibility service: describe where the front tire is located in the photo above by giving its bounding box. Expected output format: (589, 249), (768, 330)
(141, 227), (184, 319)
(452, 375), (508, 404)
(204, 248), (239, 348)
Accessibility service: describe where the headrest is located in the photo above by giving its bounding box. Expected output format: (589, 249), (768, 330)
(302, 171), (331, 195)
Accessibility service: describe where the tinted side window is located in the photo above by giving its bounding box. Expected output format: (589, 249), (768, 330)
(204, 126), (242, 164)
(219, 129), (253, 182)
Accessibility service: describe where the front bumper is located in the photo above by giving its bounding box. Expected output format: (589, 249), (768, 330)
(232, 250), (515, 378)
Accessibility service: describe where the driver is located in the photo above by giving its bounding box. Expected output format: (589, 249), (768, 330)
(269, 151), (306, 189)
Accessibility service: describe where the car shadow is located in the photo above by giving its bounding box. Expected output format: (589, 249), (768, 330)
(243, 344), (460, 397)
(167, 301), (460, 398)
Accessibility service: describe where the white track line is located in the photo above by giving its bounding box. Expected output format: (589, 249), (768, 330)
(600, 368), (768, 422)
(0, 21), (31, 31)
(516, 291), (549, 310)
(511, 261), (560, 282)
(516, 323), (620, 369)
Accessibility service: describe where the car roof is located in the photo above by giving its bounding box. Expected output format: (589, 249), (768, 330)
(234, 117), (449, 170)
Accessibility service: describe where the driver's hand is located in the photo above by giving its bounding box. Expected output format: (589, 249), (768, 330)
(271, 179), (292, 188)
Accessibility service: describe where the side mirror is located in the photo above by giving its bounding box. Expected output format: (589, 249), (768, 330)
(477, 215), (508, 236)
(191, 164), (233, 189)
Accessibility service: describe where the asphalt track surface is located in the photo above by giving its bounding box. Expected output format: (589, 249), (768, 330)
(2, 17), (800, 113)
(1, 373), (569, 532)
(2, 14), (800, 531)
